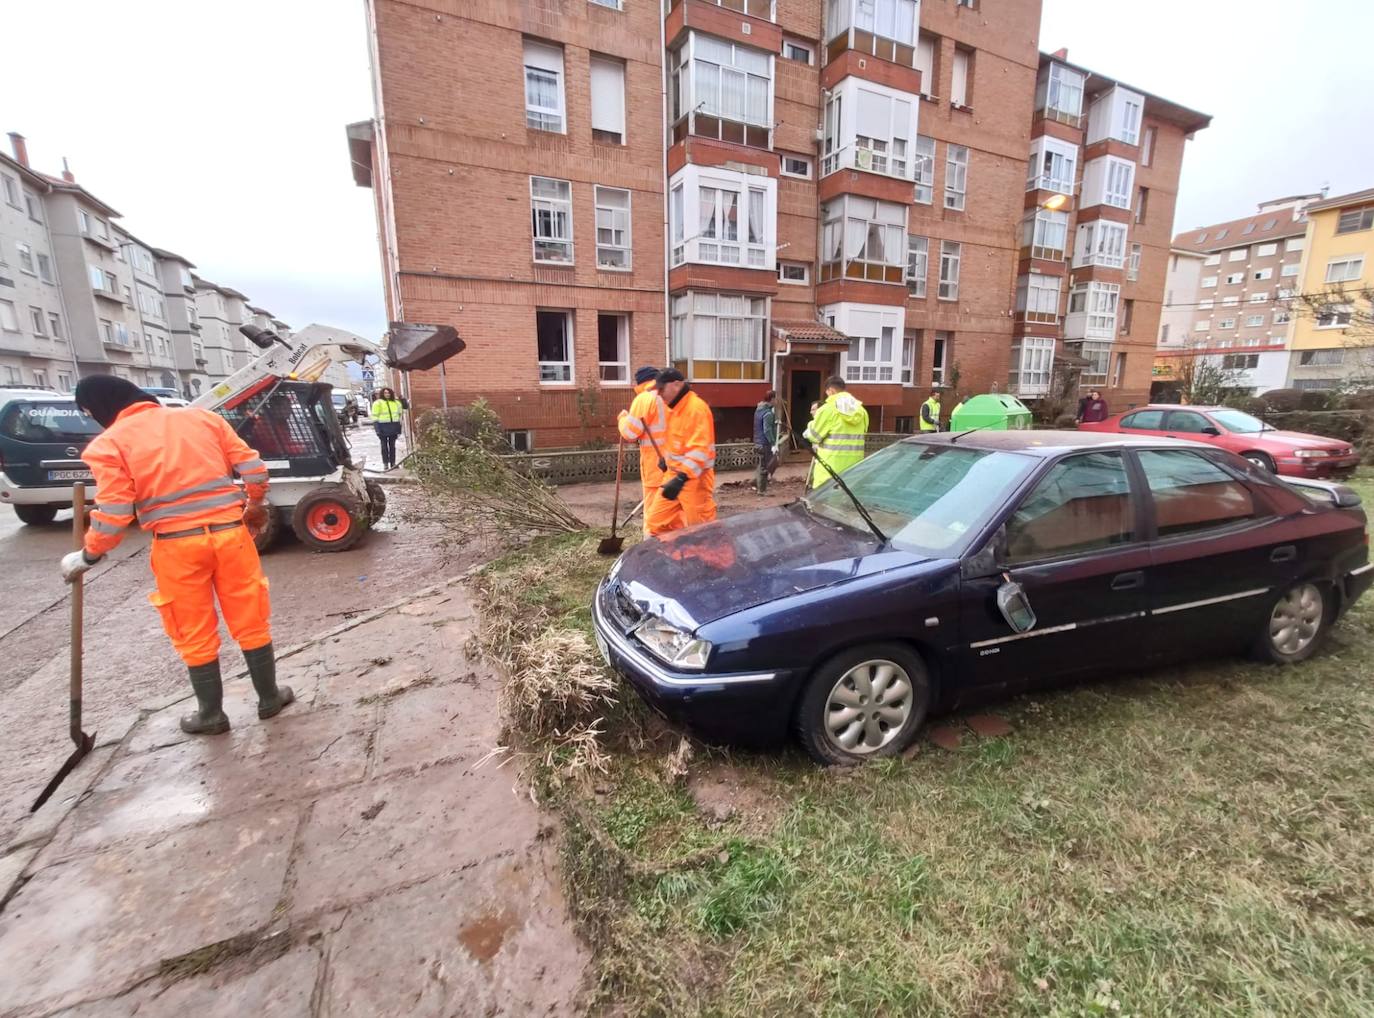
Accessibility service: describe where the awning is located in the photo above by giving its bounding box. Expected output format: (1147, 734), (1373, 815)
(773, 321), (853, 347)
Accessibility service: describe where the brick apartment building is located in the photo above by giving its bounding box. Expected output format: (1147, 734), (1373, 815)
(350, 0), (1209, 448)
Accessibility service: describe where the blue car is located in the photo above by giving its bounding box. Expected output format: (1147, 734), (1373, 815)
(593, 431), (1372, 764)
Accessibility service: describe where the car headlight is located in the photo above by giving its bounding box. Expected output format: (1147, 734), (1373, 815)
(1295, 449), (1330, 459)
(633, 615), (712, 670)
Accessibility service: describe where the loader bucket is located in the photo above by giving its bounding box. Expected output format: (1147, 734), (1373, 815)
(384, 322), (464, 372)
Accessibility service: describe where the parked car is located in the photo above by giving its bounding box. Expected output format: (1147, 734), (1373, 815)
(0, 387), (103, 525)
(1078, 404), (1359, 478)
(331, 390), (359, 427)
(593, 432), (1372, 764)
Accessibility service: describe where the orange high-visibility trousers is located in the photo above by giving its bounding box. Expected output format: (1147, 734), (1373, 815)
(147, 524), (272, 666)
(645, 470), (716, 535)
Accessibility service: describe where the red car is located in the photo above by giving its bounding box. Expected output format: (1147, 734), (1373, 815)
(1079, 405), (1360, 478)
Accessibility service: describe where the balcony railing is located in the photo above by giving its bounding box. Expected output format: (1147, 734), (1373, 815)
(822, 141), (911, 181)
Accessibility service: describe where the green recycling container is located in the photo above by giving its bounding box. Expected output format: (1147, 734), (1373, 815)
(948, 393), (1034, 432)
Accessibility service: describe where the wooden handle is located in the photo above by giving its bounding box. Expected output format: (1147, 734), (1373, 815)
(70, 484), (84, 719)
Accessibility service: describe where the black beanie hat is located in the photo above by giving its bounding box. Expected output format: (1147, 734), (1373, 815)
(654, 367), (685, 387)
(74, 375), (158, 428)
(634, 365), (660, 385)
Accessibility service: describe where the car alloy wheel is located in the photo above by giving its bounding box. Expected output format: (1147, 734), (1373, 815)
(1268, 583), (1324, 657)
(824, 658), (914, 755)
(1244, 452), (1275, 473)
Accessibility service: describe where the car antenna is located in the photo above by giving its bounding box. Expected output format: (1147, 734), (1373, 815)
(805, 449), (888, 544)
(948, 422), (999, 444)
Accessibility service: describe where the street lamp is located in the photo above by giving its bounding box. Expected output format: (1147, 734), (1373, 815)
(1042, 193), (1070, 211)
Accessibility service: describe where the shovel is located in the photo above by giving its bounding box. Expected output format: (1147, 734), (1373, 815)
(597, 439), (627, 556)
(31, 483), (97, 812)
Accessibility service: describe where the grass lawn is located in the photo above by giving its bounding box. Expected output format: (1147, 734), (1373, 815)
(477, 473), (1374, 1018)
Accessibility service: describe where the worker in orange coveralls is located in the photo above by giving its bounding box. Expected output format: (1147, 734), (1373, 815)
(616, 365), (668, 535)
(644, 368), (717, 536)
(59, 376), (294, 735)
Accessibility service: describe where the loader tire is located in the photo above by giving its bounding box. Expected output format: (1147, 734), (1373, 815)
(252, 504), (283, 553)
(365, 479), (387, 524)
(291, 484), (368, 552)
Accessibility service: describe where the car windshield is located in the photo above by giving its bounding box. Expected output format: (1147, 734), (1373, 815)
(1209, 409), (1266, 434)
(803, 443), (1034, 555)
(0, 401), (103, 443)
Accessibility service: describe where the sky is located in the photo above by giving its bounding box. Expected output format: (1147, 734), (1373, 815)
(2, 0), (1372, 342)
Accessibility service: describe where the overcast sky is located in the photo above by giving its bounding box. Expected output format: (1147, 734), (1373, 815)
(3, 0), (1371, 341)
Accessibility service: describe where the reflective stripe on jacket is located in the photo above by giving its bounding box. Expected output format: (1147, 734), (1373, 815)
(663, 389), (716, 480)
(370, 398), (404, 423)
(920, 398), (941, 432)
(81, 403), (269, 557)
(617, 381), (670, 487)
(804, 392), (869, 488)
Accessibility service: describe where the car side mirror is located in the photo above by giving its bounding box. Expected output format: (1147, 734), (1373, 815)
(996, 577), (1037, 634)
(1201, 426), (1220, 436)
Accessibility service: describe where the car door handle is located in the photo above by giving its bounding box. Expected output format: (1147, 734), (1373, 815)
(1270, 545), (1297, 563)
(1110, 571), (1145, 591)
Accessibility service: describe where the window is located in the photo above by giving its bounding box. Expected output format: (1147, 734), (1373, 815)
(683, 173), (773, 268)
(950, 47), (972, 107)
(29, 307), (44, 335)
(783, 41), (813, 64)
(844, 324), (899, 382)
(1016, 273), (1062, 323)
(778, 261), (809, 284)
(1122, 409), (1165, 430)
(0, 175), (18, 207)
(1300, 349), (1345, 366)
(1083, 156), (1134, 209)
(1325, 256), (1364, 283)
(594, 186), (631, 269)
(1009, 337), (1055, 396)
(669, 292), (767, 380)
(1285, 237), (1305, 253)
(914, 33), (937, 97)
(938, 241), (961, 300)
(1336, 206), (1374, 234)
(1128, 243), (1142, 281)
(1118, 95), (1142, 145)
(1249, 292), (1268, 304)
(1317, 305), (1353, 329)
(901, 330), (916, 385)
(1119, 299), (1134, 336)
(1222, 296), (1240, 307)
(932, 331), (950, 385)
(1273, 308), (1292, 325)
(1225, 273), (1243, 285)
(944, 145), (968, 210)
(1138, 450), (1255, 538)
(2, 366), (18, 384)
(1041, 62), (1084, 124)
(1141, 126), (1156, 166)
(1160, 324), (1170, 343)
(1112, 351), (1127, 386)
(1068, 282), (1120, 338)
(16, 243), (36, 276)
(1200, 276), (1218, 288)
(1026, 136), (1077, 194)
(1216, 229), (1228, 241)
(780, 155), (812, 178)
(826, 0), (920, 63)
(589, 55), (626, 144)
(1218, 317), (1236, 330)
(1204, 253), (1221, 266)
(35, 253), (53, 284)
(1134, 186), (1149, 224)
(506, 429), (534, 453)
(1281, 262), (1300, 277)
(114, 322), (130, 345)
(530, 176), (573, 263)
(671, 35), (772, 147)
(912, 136), (935, 204)
(905, 235), (928, 297)
(1245, 314), (1265, 328)
(57, 372), (72, 392)
(48, 312), (63, 338)
(824, 80), (915, 179)
(536, 309), (574, 382)
(24, 192), (41, 222)
(1252, 267), (1272, 281)
(1226, 248), (1247, 262)
(523, 40), (565, 132)
(1193, 321), (1210, 332)
(1074, 220), (1127, 269)
(1256, 243), (1278, 257)
(820, 195), (906, 283)
(590, 0), (622, 7)
(1005, 453), (1135, 562)
(1024, 209), (1069, 260)
(99, 319), (112, 343)
(597, 313), (629, 383)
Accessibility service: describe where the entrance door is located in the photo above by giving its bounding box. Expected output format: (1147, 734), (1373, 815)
(789, 370), (821, 443)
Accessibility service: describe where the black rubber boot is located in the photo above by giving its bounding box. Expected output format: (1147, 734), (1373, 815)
(180, 660), (231, 735)
(244, 642), (295, 719)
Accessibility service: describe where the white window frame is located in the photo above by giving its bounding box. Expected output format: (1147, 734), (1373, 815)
(1200, 275), (1218, 288)
(1336, 207), (1374, 234)
(932, 331), (951, 386)
(826, 0), (919, 52)
(530, 176), (574, 264)
(1141, 126), (1156, 167)
(594, 186), (632, 270)
(1253, 267), (1273, 281)
(1016, 273), (1062, 324)
(48, 312), (63, 338)
(1249, 292), (1268, 304)
(589, 54), (627, 144)
(820, 194), (907, 284)
(1316, 304), (1354, 329)
(1010, 336), (1055, 397)
(1073, 220), (1128, 269)
(523, 39), (566, 133)
(823, 302), (906, 384)
(822, 78), (918, 180)
(1273, 308), (1292, 325)
(1225, 272), (1244, 285)
(671, 34), (774, 145)
(1026, 135), (1076, 194)
(901, 331), (916, 386)
(938, 241), (961, 300)
(778, 261), (810, 285)
(1222, 295), (1240, 307)
(1128, 242), (1142, 281)
(1256, 242), (1278, 257)
(783, 40), (813, 64)
(1082, 155), (1134, 210)
(945, 145), (969, 210)
(950, 47), (971, 108)
(1087, 85), (1145, 146)
(1025, 209), (1069, 260)
(1067, 281), (1120, 339)
(597, 312), (630, 384)
(1199, 299), (1214, 310)
(670, 292), (769, 381)
(1285, 237), (1305, 252)
(669, 164), (777, 270)
(780, 154), (812, 179)
(912, 135), (935, 204)
(29, 306), (45, 335)
(16, 243), (35, 276)
(906, 235), (928, 297)
(1244, 314), (1265, 328)
(536, 308), (575, 383)
(1226, 248), (1247, 262)
(0, 175), (19, 208)
(1218, 317), (1236, 330)
(1325, 256), (1364, 284)
(1281, 262), (1301, 277)
(1040, 62), (1084, 123)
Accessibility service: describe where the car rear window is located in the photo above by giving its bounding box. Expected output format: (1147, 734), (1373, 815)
(0, 402), (103, 443)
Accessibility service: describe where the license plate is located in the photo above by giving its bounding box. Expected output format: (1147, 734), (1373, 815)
(595, 630), (611, 666)
(48, 470), (93, 481)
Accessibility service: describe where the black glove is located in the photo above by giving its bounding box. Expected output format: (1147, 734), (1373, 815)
(661, 472), (688, 501)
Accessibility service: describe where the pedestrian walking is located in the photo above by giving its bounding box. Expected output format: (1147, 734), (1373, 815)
(804, 376), (869, 489)
(920, 390), (942, 432)
(370, 386), (408, 470)
(646, 369), (717, 535)
(60, 376), (293, 736)
(1076, 389), (1109, 424)
(753, 390), (779, 494)
(616, 365), (668, 535)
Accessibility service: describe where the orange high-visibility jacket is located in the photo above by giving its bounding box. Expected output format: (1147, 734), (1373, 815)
(617, 380), (670, 487)
(662, 389), (716, 481)
(82, 403), (270, 558)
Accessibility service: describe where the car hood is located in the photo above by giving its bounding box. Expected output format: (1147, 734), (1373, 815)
(1253, 430), (1353, 451)
(608, 503), (925, 628)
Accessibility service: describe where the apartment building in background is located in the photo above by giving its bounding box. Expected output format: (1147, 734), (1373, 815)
(1155, 194), (1319, 396)
(1286, 187), (1374, 391)
(349, 0), (1209, 447)
(0, 132), (291, 396)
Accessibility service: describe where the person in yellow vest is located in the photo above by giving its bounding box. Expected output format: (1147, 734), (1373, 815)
(616, 366), (668, 535)
(919, 390), (942, 433)
(370, 387), (408, 470)
(803, 376), (869, 489)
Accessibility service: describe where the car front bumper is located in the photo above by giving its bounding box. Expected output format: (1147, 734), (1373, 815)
(1275, 455), (1361, 478)
(592, 585), (798, 747)
(0, 471), (96, 506)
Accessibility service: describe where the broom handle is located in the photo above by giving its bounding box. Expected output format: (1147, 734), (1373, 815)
(70, 483), (85, 747)
(610, 439), (624, 539)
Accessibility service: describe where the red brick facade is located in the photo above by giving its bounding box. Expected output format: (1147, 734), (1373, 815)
(356, 0), (1207, 447)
